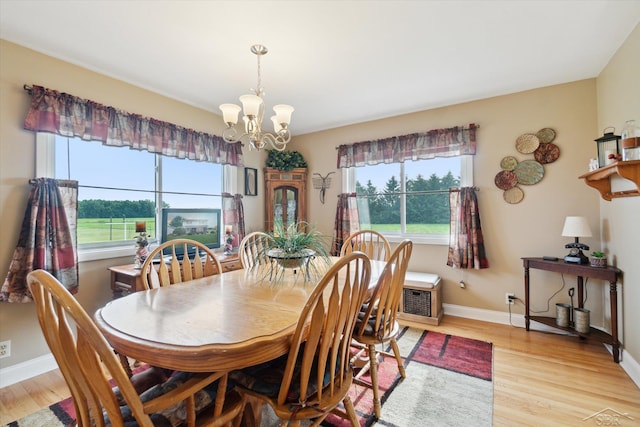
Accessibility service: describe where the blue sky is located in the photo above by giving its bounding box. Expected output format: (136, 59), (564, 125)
(55, 136), (222, 209)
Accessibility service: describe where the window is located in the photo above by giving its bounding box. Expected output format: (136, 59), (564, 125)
(39, 134), (225, 260)
(348, 156), (472, 245)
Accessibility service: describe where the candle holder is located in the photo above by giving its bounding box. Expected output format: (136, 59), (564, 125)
(224, 226), (234, 255)
(134, 221), (149, 269)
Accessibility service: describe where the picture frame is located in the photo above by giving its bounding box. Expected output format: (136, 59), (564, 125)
(245, 167), (258, 196)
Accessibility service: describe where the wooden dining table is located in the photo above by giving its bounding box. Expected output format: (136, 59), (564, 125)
(94, 257), (386, 373)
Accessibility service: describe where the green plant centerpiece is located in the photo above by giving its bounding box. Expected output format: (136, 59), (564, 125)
(255, 221), (331, 284)
(266, 149), (308, 171)
(589, 251), (607, 268)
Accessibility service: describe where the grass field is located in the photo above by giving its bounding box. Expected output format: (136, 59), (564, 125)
(77, 218), (449, 245)
(77, 217), (155, 245)
(367, 224), (450, 234)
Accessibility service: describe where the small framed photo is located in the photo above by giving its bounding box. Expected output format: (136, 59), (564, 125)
(245, 167), (258, 196)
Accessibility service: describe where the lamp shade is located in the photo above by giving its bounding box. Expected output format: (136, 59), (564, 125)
(239, 95), (263, 117)
(219, 104), (241, 125)
(273, 104), (294, 125)
(561, 216), (592, 238)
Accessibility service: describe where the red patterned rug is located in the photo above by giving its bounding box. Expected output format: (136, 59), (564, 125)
(321, 327), (493, 427)
(4, 328), (493, 427)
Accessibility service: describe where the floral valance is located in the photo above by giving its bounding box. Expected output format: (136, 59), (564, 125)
(23, 85), (243, 166)
(337, 124), (478, 168)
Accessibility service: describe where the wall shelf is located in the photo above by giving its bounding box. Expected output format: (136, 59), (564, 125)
(579, 160), (640, 200)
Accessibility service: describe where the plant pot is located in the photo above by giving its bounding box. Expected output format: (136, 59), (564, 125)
(267, 248), (315, 269)
(589, 257), (607, 268)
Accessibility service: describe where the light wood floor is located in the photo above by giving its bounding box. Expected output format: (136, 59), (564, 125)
(1, 316), (639, 426)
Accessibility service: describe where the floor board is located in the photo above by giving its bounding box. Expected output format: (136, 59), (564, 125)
(1, 315), (638, 426)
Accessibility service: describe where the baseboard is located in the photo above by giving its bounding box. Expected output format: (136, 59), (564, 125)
(442, 303), (640, 388)
(3, 304), (639, 390)
(0, 353), (57, 388)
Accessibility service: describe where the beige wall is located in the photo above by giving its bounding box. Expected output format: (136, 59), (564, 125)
(1, 24), (638, 373)
(0, 40), (265, 369)
(596, 24), (640, 362)
(293, 79), (604, 311)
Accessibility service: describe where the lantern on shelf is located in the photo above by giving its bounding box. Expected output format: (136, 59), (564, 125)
(594, 127), (621, 168)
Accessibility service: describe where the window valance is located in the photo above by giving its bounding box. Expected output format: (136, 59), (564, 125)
(23, 85), (243, 166)
(337, 123), (478, 168)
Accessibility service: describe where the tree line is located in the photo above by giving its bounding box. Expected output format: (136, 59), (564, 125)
(78, 199), (159, 218)
(356, 171), (459, 224)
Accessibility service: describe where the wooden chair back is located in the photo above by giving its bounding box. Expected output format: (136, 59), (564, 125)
(27, 269), (241, 427)
(274, 252), (371, 424)
(237, 231), (274, 270)
(356, 239), (413, 340)
(340, 230), (391, 262)
(141, 238), (223, 290)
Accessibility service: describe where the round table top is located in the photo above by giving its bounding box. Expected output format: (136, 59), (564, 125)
(95, 257), (385, 372)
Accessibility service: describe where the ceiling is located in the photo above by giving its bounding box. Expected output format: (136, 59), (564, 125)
(2, 1), (639, 136)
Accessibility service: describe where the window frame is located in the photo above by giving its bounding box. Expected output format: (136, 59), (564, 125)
(342, 155), (473, 245)
(36, 133), (235, 262)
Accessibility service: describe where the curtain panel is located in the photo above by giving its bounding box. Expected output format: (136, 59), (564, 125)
(23, 85), (243, 166)
(337, 124), (478, 168)
(447, 187), (489, 269)
(1, 179), (79, 302)
(331, 193), (360, 256)
(222, 193), (246, 247)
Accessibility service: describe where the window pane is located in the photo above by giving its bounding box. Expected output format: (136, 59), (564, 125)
(161, 157), (222, 210)
(356, 163), (401, 233)
(55, 137), (156, 245)
(54, 136), (223, 248)
(354, 158), (460, 236)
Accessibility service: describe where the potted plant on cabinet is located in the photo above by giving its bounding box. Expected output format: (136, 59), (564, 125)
(589, 251), (607, 268)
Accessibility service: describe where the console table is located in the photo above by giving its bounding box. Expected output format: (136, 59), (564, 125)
(108, 253), (241, 298)
(522, 257), (622, 363)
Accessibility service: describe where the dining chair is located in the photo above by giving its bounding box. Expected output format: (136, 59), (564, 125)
(27, 269), (244, 427)
(141, 238), (223, 290)
(137, 239), (227, 398)
(340, 229), (391, 262)
(351, 239), (413, 419)
(237, 231), (274, 270)
(230, 252), (372, 427)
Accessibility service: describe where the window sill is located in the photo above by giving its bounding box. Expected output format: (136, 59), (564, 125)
(78, 245), (135, 263)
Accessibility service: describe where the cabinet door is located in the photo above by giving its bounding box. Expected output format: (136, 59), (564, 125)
(264, 168), (307, 232)
(273, 185), (299, 229)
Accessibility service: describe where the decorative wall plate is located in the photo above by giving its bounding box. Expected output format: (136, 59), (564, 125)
(534, 142), (560, 164)
(515, 133), (540, 154)
(500, 156), (518, 171)
(514, 159), (544, 185)
(494, 170), (518, 190)
(536, 127), (556, 143)
(503, 187), (524, 204)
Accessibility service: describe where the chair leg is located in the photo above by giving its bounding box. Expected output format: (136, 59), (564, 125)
(367, 343), (381, 419)
(390, 337), (406, 378)
(117, 351), (133, 377)
(343, 395), (359, 426)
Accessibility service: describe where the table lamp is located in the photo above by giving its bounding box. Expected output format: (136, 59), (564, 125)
(561, 216), (591, 264)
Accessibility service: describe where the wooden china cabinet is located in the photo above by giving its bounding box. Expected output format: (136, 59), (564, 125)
(264, 167), (307, 232)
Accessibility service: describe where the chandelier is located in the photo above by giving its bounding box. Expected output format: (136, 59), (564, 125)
(219, 45), (294, 151)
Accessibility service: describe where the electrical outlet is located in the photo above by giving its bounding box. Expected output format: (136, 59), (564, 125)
(505, 292), (515, 305)
(0, 340), (10, 359)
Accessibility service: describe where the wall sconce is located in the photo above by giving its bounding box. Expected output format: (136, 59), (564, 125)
(594, 127), (621, 168)
(312, 172), (335, 204)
